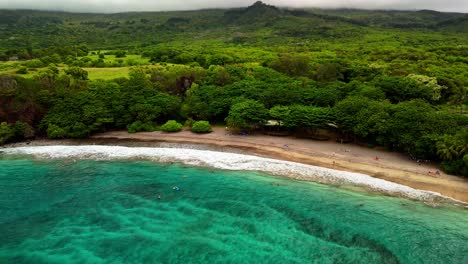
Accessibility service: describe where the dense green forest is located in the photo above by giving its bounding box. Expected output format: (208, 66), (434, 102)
(0, 2), (467, 176)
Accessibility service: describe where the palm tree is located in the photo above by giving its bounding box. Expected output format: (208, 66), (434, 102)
(436, 135), (453, 160)
(437, 133), (468, 161)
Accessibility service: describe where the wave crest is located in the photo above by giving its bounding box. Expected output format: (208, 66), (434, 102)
(1, 145), (460, 204)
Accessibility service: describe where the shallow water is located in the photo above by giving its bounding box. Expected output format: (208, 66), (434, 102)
(0, 158), (467, 264)
(2, 146), (452, 202)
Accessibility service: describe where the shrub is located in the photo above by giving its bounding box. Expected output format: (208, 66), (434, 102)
(71, 60), (85, 67)
(0, 122), (14, 145)
(68, 122), (89, 138)
(115, 50), (127, 58)
(12, 121), (35, 139)
(126, 58), (137, 66)
(0, 121), (35, 144)
(191, 121), (212, 133)
(81, 57), (92, 63)
(184, 118), (195, 127)
(128, 121), (155, 133)
(47, 124), (66, 139)
(24, 59), (45, 68)
(441, 157), (468, 177)
(91, 59), (106, 68)
(16, 66), (28, 74)
(160, 120), (182, 133)
(65, 67), (88, 80)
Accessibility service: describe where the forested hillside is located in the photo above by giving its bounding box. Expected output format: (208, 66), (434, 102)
(1, 1), (467, 49)
(0, 2), (467, 175)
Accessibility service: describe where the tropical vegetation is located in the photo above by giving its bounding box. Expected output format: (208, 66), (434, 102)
(0, 2), (467, 175)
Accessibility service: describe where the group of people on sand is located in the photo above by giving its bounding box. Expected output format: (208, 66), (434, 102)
(280, 141), (443, 177)
(428, 170), (441, 176)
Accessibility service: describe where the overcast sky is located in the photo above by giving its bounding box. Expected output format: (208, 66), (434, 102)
(1, 0), (467, 13)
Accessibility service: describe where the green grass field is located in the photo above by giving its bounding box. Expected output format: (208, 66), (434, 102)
(0, 53), (151, 79)
(84, 67), (132, 80)
(83, 54), (150, 66)
(0, 65), (38, 78)
(0, 66), (133, 80)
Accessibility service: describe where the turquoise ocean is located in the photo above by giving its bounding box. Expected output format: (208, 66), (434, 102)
(0, 148), (467, 264)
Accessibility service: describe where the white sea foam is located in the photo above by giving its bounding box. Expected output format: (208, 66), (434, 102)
(1, 145), (461, 204)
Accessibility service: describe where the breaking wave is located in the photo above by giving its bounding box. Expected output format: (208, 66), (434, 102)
(1, 145), (461, 204)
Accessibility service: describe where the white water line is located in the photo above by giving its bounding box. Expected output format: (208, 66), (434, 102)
(2, 145), (463, 204)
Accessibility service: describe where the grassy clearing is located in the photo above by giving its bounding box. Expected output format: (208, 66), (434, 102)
(1, 63), (183, 80)
(0, 68), (38, 78)
(84, 67), (132, 80)
(83, 54), (150, 66)
(1, 66), (133, 80)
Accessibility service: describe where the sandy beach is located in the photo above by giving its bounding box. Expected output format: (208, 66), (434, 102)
(82, 127), (467, 203)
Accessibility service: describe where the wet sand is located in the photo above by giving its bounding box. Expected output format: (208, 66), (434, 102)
(86, 128), (468, 203)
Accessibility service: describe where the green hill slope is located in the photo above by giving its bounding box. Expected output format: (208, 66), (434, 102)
(1, 1), (466, 50)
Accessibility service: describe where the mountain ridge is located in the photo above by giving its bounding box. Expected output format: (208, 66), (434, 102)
(0, 1), (466, 50)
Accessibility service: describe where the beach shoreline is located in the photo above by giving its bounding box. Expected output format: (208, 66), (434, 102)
(4, 127), (468, 203)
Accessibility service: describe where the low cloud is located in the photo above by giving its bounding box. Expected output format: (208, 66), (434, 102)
(0, 0), (466, 13)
